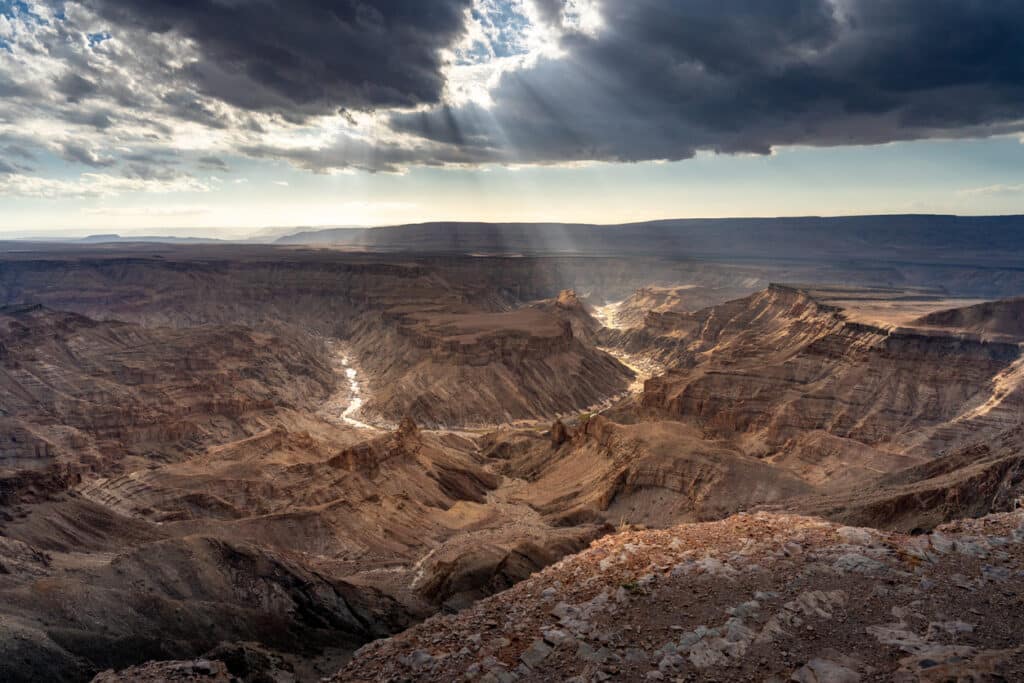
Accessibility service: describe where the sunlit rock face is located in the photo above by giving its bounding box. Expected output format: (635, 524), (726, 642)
(637, 285), (1022, 456)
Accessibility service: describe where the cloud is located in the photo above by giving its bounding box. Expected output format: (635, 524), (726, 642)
(60, 141), (116, 167)
(121, 162), (185, 182)
(81, 0), (475, 117)
(241, 131), (486, 174)
(54, 71), (99, 102)
(391, 0), (1024, 165)
(958, 183), (1024, 198)
(4, 0), (1024, 182)
(2, 143), (36, 161)
(80, 204), (210, 218)
(197, 155), (229, 172)
(0, 170), (209, 199)
(531, 0), (565, 25)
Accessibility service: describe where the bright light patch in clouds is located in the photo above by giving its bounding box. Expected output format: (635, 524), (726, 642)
(560, 0), (603, 37)
(2, 0), (1024, 234)
(442, 0), (604, 107)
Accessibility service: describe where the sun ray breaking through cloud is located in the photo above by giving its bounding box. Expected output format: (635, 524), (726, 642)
(0, 0), (1023, 234)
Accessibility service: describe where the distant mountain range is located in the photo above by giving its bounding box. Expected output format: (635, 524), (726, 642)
(78, 234), (226, 244)
(275, 214), (1024, 266)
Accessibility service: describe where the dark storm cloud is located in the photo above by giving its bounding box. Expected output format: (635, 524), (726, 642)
(81, 0), (474, 118)
(6, 0), (1024, 177)
(391, 0), (1024, 165)
(160, 91), (230, 129)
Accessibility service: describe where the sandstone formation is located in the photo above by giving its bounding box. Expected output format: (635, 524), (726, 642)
(630, 285), (1021, 459)
(913, 295), (1024, 340)
(606, 284), (755, 329)
(508, 415), (812, 528)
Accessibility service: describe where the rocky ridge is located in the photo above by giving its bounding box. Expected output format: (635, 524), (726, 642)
(631, 285), (1023, 459)
(337, 510), (1024, 682)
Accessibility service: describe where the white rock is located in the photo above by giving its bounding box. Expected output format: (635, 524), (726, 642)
(837, 527), (875, 547)
(791, 658), (861, 683)
(519, 639), (552, 669)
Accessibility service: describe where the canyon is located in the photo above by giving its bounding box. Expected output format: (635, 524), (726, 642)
(1, 231), (1024, 681)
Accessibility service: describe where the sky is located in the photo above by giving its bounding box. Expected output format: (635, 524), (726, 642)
(1, 0), (1024, 238)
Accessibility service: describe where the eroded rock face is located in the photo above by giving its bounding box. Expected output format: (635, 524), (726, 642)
(397, 415), (420, 439)
(632, 286), (1022, 458)
(0, 301), (610, 681)
(511, 417), (812, 529)
(0, 303), (335, 476)
(555, 289), (583, 310)
(798, 429), (1024, 532)
(550, 420), (570, 447)
(411, 528), (605, 611)
(610, 284), (756, 329)
(335, 511), (1024, 682)
(0, 534), (409, 683)
(592, 285), (1024, 529)
(356, 309), (632, 427)
(0, 254), (636, 430)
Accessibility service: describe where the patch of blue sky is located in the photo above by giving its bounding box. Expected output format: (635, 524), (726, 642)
(87, 31), (111, 47)
(456, 40), (493, 66)
(458, 0), (532, 64)
(0, 0), (31, 17)
(0, 0), (57, 36)
(0, 0), (55, 23)
(0, 0), (30, 51)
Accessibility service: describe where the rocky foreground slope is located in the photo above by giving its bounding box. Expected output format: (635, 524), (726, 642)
(337, 511), (1024, 682)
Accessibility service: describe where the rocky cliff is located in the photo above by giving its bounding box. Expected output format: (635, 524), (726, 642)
(633, 286), (1022, 459)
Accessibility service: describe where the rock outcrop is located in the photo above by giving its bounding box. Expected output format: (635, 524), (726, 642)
(353, 307), (633, 427)
(336, 510), (1024, 682)
(913, 296), (1024, 340)
(634, 285), (1022, 460)
(550, 420), (570, 447)
(510, 416), (812, 528)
